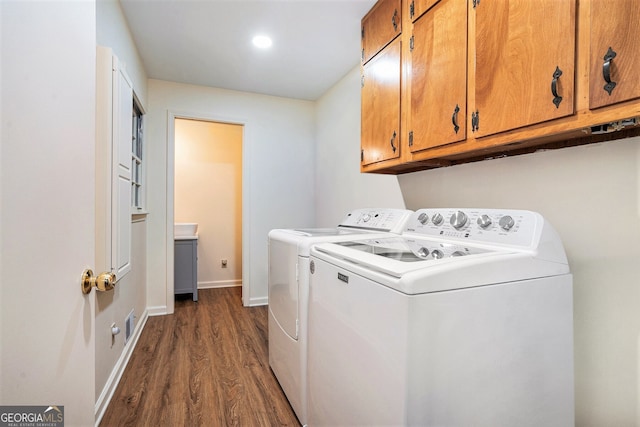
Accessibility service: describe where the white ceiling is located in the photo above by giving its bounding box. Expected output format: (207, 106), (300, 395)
(119, 0), (377, 101)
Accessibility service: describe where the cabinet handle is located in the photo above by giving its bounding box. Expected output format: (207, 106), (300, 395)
(452, 104), (460, 133)
(392, 9), (398, 32)
(603, 46), (617, 95)
(551, 66), (563, 108)
(390, 131), (397, 153)
(471, 111), (479, 132)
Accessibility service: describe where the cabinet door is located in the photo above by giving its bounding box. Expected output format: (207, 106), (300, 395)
(362, 0), (401, 64)
(589, 0), (640, 109)
(361, 38), (401, 166)
(409, 0), (467, 153)
(174, 240), (195, 294)
(409, 0), (440, 22)
(474, 0), (576, 137)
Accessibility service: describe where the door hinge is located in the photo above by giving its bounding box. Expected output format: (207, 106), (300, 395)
(410, 35), (415, 52)
(361, 26), (365, 40)
(361, 48), (365, 63)
(408, 131), (414, 146)
(471, 110), (480, 132)
(473, 0), (480, 8)
(410, 0), (415, 19)
(361, 75), (365, 88)
(295, 319), (299, 338)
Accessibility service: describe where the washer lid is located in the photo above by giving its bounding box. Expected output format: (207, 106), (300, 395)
(336, 237), (493, 263)
(291, 227), (365, 237)
(316, 237), (504, 278)
(312, 237), (570, 294)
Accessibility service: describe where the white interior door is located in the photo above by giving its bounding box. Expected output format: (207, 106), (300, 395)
(1, 2), (96, 425)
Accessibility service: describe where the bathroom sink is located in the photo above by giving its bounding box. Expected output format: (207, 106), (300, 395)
(174, 223), (198, 238)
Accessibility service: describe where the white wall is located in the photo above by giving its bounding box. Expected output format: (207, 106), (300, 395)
(1, 2), (96, 425)
(315, 67), (405, 226)
(315, 67), (640, 425)
(97, 0), (148, 107)
(147, 80), (316, 308)
(174, 119), (243, 288)
(95, 1), (149, 414)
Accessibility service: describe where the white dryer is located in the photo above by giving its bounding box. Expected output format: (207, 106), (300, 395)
(308, 208), (574, 427)
(268, 208), (412, 425)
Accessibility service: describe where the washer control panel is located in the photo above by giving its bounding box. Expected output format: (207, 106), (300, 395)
(339, 208), (413, 233)
(404, 208), (541, 248)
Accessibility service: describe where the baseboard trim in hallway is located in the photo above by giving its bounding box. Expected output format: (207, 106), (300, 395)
(95, 309), (150, 426)
(99, 287), (300, 426)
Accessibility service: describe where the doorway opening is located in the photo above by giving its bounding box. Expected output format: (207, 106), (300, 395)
(173, 118), (243, 297)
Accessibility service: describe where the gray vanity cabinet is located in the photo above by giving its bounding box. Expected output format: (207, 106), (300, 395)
(174, 238), (198, 301)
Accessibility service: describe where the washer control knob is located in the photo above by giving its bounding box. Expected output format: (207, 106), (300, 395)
(450, 211), (468, 229)
(499, 215), (515, 231)
(417, 247), (429, 258)
(477, 214), (492, 229)
(432, 213), (444, 226)
(431, 249), (444, 259)
(417, 213), (429, 225)
(362, 213), (371, 222)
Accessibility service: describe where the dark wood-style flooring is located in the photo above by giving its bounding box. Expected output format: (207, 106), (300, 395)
(100, 287), (301, 426)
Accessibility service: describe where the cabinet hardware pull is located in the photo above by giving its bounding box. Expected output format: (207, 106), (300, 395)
(603, 46), (617, 95)
(452, 104), (461, 133)
(410, 1), (415, 19)
(471, 111), (479, 132)
(390, 131), (397, 153)
(392, 9), (398, 32)
(551, 66), (563, 108)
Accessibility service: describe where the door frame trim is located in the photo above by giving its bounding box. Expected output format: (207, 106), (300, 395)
(167, 110), (249, 311)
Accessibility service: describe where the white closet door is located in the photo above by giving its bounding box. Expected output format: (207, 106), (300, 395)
(112, 56), (132, 280)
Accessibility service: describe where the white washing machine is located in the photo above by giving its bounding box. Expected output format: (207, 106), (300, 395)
(308, 208), (574, 427)
(268, 208), (413, 425)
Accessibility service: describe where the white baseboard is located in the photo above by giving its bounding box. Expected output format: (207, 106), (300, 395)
(94, 308), (150, 426)
(146, 305), (168, 316)
(198, 280), (242, 289)
(247, 296), (268, 307)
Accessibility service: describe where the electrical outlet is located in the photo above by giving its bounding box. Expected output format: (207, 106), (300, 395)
(221, 259), (228, 268)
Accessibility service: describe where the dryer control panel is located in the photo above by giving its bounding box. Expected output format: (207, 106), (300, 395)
(404, 208), (543, 249)
(338, 208), (413, 233)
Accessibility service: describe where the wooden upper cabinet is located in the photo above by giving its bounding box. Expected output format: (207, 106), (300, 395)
(361, 38), (402, 166)
(409, 0), (440, 22)
(362, 0), (402, 64)
(589, 0), (640, 110)
(474, 0), (576, 138)
(409, 0), (467, 153)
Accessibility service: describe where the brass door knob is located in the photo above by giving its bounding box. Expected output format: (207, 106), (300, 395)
(81, 269), (116, 294)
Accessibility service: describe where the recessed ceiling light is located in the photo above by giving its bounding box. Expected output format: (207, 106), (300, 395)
(252, 35), (273, 49)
